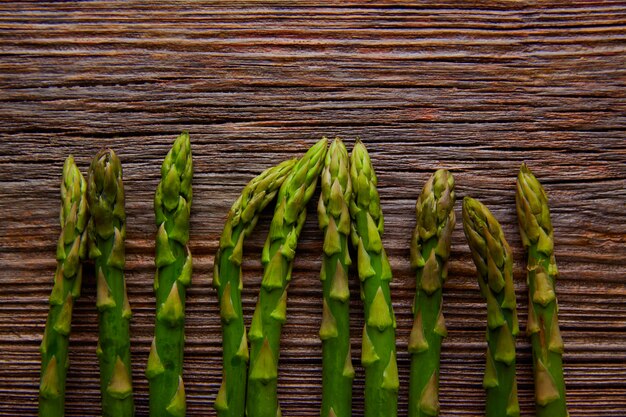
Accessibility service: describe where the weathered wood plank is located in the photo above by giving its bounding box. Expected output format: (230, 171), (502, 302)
(0, 2), (624, 416)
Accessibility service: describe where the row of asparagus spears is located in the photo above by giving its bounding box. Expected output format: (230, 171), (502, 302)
(39, 135), (567, 417)
(39, 133), (192, 417)
(213, 138), (568, 417)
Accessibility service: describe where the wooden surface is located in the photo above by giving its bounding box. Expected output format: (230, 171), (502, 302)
(1, 2), (625, 416)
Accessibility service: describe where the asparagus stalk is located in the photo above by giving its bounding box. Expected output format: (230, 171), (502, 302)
(462, 197), (519, 417)
(88, 149), (134, 417)
(408, 169), (455, 417)
(245, 138), (327, 417)
(147, 133), (193, 417)
(317, 138), (354, 417)
(213, 158), (297, 417)
(39, 156), (89, 417)
(516, 164), (568, 416)
(348, 140), (398, 417)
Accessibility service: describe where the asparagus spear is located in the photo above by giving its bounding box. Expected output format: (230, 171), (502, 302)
(88, 149), (134, 417)
(348, 140), (398, 417)
(39, 156), (89, 417)
(408, 169), (455, 417)
(317, 138), (354, 417)
(516, 164), (568, 417)
(147, 133), (193, 417)
(462, 197), (519, 417)
(213, 158), (297, 417)
(245, 138), (327, 417)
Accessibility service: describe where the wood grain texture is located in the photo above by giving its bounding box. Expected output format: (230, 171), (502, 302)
(0, 2), (625, 416)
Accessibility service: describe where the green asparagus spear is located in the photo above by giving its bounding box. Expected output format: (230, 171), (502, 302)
(213, 158), (297, 417)
(516, 164), (568, 417)
(39, 156), (89, 417)
(88, 149), (134, 417)
(348, 140), (398, 417)
(462, 197), (519, 417)
(408, 170), (455, 417)
(317, 138), (354, 417)
(147, 133), (193, 417)
(245, 138), (327, 417)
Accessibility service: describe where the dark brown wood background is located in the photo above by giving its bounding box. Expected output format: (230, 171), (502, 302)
(1, 2), (625, 416)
